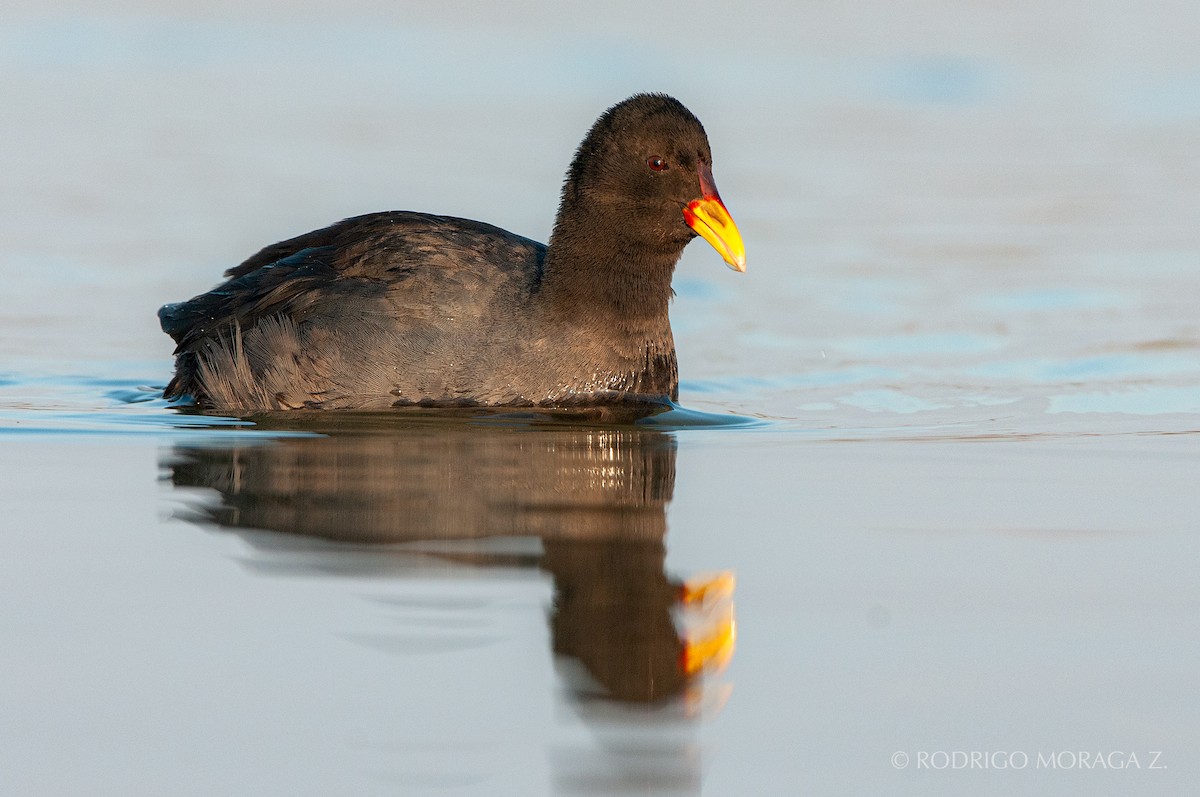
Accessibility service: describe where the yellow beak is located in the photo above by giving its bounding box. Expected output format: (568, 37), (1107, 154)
(683, 163), (746, 272)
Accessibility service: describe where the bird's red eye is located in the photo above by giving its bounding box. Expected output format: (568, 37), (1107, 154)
(648, 156), (668, 172)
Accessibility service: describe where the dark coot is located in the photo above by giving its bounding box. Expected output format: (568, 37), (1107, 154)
(159, 93), (745, 410)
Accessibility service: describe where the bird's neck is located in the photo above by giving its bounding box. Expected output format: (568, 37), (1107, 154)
(540, 201), (682, 337)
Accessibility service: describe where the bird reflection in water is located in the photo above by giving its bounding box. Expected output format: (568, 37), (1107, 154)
(164, 411), (735, 707)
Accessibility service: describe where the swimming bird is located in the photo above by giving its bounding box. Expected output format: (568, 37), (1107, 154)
(159, 93), (745, 410)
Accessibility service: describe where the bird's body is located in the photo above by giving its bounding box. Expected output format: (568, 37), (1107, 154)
(160, 94), (743, 410)
(161, 211), (677, 408)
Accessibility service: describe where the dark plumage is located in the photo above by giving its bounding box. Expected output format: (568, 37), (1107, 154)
(160, 93), (745, 410)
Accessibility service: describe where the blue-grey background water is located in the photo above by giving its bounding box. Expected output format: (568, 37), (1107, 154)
(2, 3), (1198, 795)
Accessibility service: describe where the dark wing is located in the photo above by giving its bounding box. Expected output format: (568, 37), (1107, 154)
(223, 224), (347, 281)
(159, 211), (546, 403)
(160, 246), (342, 350)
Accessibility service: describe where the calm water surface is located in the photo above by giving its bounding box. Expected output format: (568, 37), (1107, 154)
(2, 3), (1198, 795)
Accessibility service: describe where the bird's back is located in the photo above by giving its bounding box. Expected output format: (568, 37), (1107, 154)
(160, 211), (546, 409)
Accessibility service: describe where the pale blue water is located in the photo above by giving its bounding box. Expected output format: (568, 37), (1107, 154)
(2, 3), (1199, 795)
